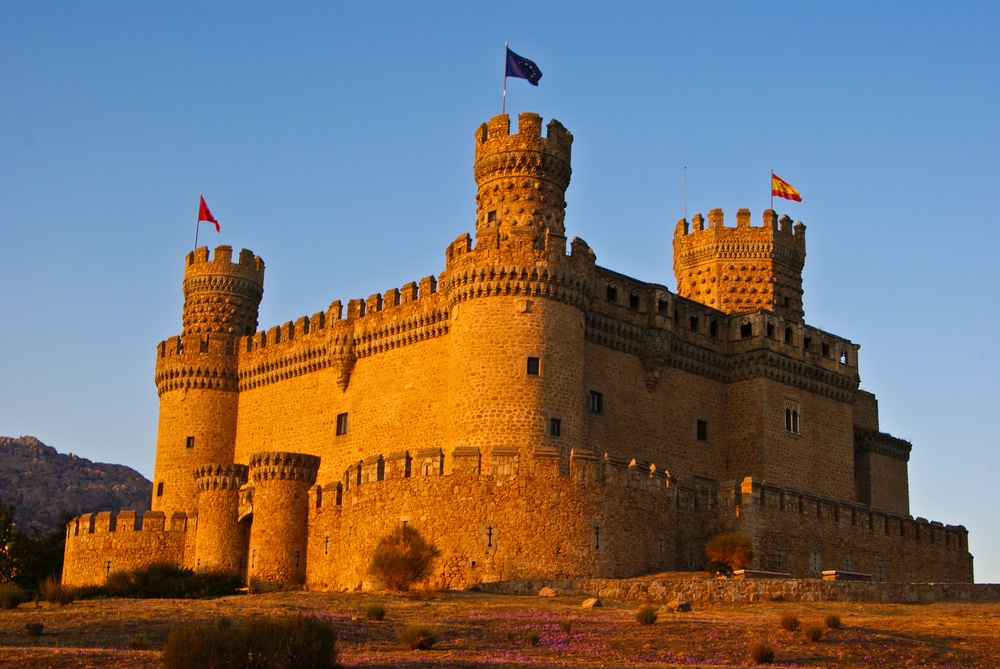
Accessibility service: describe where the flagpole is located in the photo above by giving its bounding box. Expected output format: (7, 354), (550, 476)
(502, 42), (508, 115)
(770, 171), (774, 211)
(194, 193), (202, 251)
(683, 165), (687, 221)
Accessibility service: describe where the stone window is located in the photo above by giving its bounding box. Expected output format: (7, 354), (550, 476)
(606, 284), (617, 302)
(156, 482), (164, 497)
(774, 549), (786, 570)
(526, 357), (540, 375)
(657, 299), (668, 315)
(628, 293), (639, 310)
(549, 418), (562, 437)
(740, 322), (752, 338)
(784, 327), (793, 344)
(803, 336), (812, 351)
(588, 391), (603, 414)
(821, 341), (831, 357)
(876, 564), (886, 581)
(840, 349), (849, 365)
(810, 550), (821, 574)
(766, 322), (775, 338)
(336, 412), (349, 436)
(709, 319), (718, 337)
(199, 338), (208, 353)
(487, 210), (497, 223)
(696, 419), (708, 442)
(185, 436), (195, 449)
(784, 403), (800, 434)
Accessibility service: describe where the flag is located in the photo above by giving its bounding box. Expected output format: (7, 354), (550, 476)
(771, 173), (802, 202)
(198, 195), (220, 232)
(505, 47), (542, 86)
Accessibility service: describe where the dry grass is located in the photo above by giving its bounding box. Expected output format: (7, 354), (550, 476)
(0, 589), (998, 668)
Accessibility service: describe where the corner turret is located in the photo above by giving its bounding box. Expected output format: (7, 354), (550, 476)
(673, 209), (806, 321)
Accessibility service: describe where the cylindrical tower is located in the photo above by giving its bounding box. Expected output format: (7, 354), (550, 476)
(246, 451), (319, 587)
(151, 245), (264, 517)
(193, 463), (249, 574)
(443, 113), (592, 470)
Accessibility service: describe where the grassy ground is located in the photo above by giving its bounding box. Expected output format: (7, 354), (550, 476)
(1, 589), (997, 668)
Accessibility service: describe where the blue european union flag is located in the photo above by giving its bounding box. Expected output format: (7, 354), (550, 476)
(505, 47), (542, 86)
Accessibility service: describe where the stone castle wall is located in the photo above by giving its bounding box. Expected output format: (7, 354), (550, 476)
(62, 510), (194, 587)
(306, 448), (675, 591)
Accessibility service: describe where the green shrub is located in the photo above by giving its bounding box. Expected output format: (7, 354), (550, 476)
(635, 605), (658, 625)
(365, 603), (386, 621)
(368, 526), (440, 591)
(76, 564), (242, 600)
(0, 583), (27, 610)
(526, 630), (540, 646)
(704, 532), (754, 573)
(162, 615), (339, 669)
(40, 575), (75, 606)
(558, 619), (572, 633)
(803, 624), (823, 642)
(126, 633), (150, 650)
(398, 624), (437, 650)
(25, 622), (44, 637)
(504, 629), (516, 643)
(824, 613), (841, 629)
(749, 641), (776, 664)
(162, 622), (245, 669)
(779, 614), (800, 632)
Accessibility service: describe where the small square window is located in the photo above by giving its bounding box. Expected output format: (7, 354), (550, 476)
(487, 210), (497, 223)
(526, 357), (540, 375)
(156, 482), (164, 497)
(185, 436), (195, 449)
(588, 391), (603, 414)
(740, 323), (752, 338)
(606, 285), (618, 302)
(696, 419), (708, 441)
(336, 412), (349, 436)
(657, 299), (668, 315)
(549, 418), (562, 437)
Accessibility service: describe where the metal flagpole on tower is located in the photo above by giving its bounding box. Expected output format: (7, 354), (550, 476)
(683, 166), (687, 221)
(194, 192), (202, 251)
(770, 171), (774, 211)
(502, 42), (508, 114)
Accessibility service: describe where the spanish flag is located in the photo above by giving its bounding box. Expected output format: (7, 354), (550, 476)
(771, 172), (802, 202)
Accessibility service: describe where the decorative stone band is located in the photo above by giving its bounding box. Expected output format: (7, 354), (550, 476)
(154, 359), (239, 396)
(248, 451), (320, 484)
(444, 262), (593, 311)
(854, 429), (912, 462)
(194, 463), (250, 492)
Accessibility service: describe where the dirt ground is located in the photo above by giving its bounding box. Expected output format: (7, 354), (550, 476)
(1, 589), (998, 668)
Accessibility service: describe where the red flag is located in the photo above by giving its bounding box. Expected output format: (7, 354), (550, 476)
(771, 173), (802, 202)
(198, 195), (220, 232)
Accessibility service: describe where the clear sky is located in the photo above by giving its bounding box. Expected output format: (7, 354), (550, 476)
(2, 2), (998, 581)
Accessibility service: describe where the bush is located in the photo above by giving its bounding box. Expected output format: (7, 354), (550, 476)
(40, 575), (75, 606)
(365, 603), (386, 621)
(25, 622), (44, 637)
(398, 624), (437, 650)
(162, 615), (339, 669)
(558, 619), (572, 633)
(126, 633), (151, 650)
(368, 526), (440, 591)
(504, 630), (516, 643)
(635, 605), (658, 625)
(824, 613), (841, 629)
(162, 622), (245, 669)
(803, 624), (823, 642)
(0, 583), (27, 610)
(526, 630), (540, 646)
(75, 564), (243, 600)
(779, 614), (800, 632)
(704, 532), (754, 573)
(703, 560), (732, 576)
(749, 641), (776, 664)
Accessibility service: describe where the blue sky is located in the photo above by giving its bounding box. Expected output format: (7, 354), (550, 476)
(2, 2), (998, 581)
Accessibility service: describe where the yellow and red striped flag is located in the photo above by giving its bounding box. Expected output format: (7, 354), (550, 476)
(771, 172), (802, 202)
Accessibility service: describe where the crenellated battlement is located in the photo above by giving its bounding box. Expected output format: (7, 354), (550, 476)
(249, 451), (320, 484)
(65, 509), (192, 537)
(673, 209), (806, 321)
(334, 447), (674, 497)
(182, 245), (265, 339)
(194, 463), (249, 492)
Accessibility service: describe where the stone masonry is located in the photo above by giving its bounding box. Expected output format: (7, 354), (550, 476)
(62, 112), (973, 589)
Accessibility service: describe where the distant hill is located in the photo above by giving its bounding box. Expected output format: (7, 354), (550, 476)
(0, 436), (151, 535)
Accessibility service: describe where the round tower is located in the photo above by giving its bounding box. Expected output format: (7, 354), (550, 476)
(193, 463), (249, 575)
(443, 113), (593, 471)
(673, 208), (806, 321)
(246, 451), (319, 587)
(151, 245), (265, 517)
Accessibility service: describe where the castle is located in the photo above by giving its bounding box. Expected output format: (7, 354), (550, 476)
(63, 112), (973, 589)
